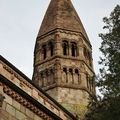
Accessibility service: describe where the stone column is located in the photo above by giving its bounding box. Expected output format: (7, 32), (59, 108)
(78, 37), (84, 60)
(68, 42), (71, 56)
(54, 34), (61, 55)
(54, 59), (61, 85)
(66, 69), (69, 83)
(72, 70), (75, 84)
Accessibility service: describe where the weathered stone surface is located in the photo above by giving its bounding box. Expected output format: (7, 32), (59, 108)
(2, 101), (7, 110)
(33, 0), (95, 118)
(38, 0), (89, 41)
(1, 110), (9, 119)
(6, 104), (15, 117)
(15, 110), (26, 120)
(4, 94), (12, 105)
(20, 105), (26, 113)
(26, 108), (34, 119)
(13, 100), (20, 110)
(34, 115), (43, 120)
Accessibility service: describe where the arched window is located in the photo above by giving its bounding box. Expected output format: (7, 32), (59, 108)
(48, 41), (54, 57)
(42, 45), (47, 59)
(62, 41), (69, 55)
(71, 42), (77, 57)
(62, 67), (67, 83)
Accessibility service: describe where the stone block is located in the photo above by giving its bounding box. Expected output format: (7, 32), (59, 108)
(15, 110), (26, 120)
(20, 105), (26, 113)
(4, 94), (12, 105)
(6, 104), (15, 117)
(32, 89), (38, 99)
(34, 115), (43, 120)
(2, 101), (7, 110)
(1, 110), (9, 119)
(26, 108), (34, 119)
(12, 100), (20, 110)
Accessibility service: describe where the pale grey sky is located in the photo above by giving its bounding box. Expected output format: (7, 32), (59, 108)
(0, 0), (119, 79)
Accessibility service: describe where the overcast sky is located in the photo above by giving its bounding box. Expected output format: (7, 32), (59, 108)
(0, 0), (119, 79)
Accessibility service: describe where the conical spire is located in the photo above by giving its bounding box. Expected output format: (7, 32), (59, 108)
(38, 0), (89, 41)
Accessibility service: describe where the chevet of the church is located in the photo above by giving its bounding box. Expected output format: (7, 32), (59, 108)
(0, 0), (95, 120)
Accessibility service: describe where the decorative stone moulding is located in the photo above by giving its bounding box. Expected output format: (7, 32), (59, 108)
(0, 62), (69, 119)
(3, 84), (52, 120)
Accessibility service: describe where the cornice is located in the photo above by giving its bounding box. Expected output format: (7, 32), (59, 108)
(35, 55), (94, 74)
(36, 28), (92, 48)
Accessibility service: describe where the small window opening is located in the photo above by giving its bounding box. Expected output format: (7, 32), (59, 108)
(63, 67), (67, 72)
(63, 41), (68, 55)
(71, 42), (77, 57)
(49, 42), (54, 56)
(75, 69), (79, 74)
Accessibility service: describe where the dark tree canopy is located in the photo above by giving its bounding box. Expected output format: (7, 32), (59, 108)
(85, 5), (120, 120)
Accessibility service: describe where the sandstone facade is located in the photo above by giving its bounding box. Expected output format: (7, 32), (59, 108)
(33, 0), (95, 118)
(0, 56), (76, 120)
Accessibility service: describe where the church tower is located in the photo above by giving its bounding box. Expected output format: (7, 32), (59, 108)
(33, 0), (95, 118)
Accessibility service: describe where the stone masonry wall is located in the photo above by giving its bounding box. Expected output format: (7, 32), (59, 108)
(47, 87), (89, 118)
(0, 93), (43, 120)
(0, 59), (73, 120)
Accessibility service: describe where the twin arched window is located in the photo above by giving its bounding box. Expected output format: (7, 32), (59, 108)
(62, 67), (80, 84)
(62, 41), (78, 57)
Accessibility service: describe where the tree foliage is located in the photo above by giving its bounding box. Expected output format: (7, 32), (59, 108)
(85, 5), (120, 120)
